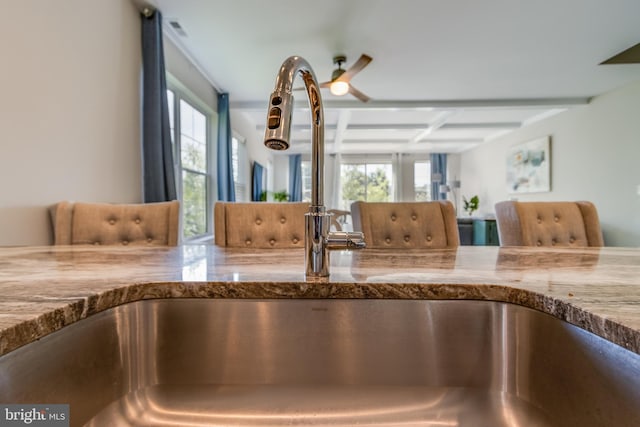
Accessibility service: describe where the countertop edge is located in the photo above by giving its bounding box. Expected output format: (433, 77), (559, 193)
(1, 280), (638, 357)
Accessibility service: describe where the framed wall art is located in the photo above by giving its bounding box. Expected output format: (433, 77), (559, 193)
(506, 136), (551, 194)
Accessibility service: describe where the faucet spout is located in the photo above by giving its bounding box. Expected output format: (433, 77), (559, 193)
(263, 56), (365, 278)
(264, 56), (324, 208)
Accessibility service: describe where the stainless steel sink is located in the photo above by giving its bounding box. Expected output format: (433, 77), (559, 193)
(2, 299), (640, 426)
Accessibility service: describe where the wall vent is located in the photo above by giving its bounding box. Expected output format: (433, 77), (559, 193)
(168, 20), (187, 37)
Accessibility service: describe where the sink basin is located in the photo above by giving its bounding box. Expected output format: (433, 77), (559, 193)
(2, 299), (639, 426)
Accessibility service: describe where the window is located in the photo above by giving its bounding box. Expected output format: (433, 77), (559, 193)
(414, 160), (431, 201)
(167, 89), (213, 240)
(302, 155), (432, 208)
(232, 135), (248, 201)
(179, 100), (208, 238)
(339, 161), (393, 210)
(301, 160), (312, 202)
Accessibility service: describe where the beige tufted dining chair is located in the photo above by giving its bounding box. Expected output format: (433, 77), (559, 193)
(350, 201), (460, 249)
(214, 202), (309, 248)
(49, 200), (180, 246)
(494, 200), (604, 247)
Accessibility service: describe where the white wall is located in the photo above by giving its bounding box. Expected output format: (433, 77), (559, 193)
(0, 0), (142, 246)
(460, 79), (640, 247)
(164, 38), (217, 113)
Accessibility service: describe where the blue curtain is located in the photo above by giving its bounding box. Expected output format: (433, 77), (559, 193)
(216, 93), (236, 201)
(252, 162), (264, 201)
(430, 153), (447, 201)
(289, 154), (302, 202)
(141, 10), (177, 203)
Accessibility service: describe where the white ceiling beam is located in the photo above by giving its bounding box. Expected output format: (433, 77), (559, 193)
(347, 123), (429, 131)
(284, 138), (485, 155)
(333, 110), (351, 153)
(256, 124), (338, 131)
(442, 122), (521, 129)
(419, 138), (484, 143)
(325, 141), (482, 155)
(231, 97), (591, 111)
(256, 121), (521, 132)
(410, 110), (454, 143)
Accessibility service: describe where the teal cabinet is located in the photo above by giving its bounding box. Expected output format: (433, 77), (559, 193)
(473, 219), (499, 246)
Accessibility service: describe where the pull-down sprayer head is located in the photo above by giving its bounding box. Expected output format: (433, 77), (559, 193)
(264, 91), (294, 151)
(264, 56), (315, 152)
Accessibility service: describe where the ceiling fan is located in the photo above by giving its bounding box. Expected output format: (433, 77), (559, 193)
(320, 54), (373, 102)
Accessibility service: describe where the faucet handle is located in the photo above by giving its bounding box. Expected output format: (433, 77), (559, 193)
(326, 231), (366, 249)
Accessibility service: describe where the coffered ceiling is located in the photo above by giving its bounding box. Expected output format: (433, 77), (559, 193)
(143, 0), (640, 154)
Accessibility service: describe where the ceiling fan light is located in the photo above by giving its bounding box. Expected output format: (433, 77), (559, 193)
(330, 81), (349, 96)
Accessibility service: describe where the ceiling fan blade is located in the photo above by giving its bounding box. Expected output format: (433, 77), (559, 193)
(600, 42), (640, 64)
(336, 54), (372, 82)
(348, 84), (371, 103)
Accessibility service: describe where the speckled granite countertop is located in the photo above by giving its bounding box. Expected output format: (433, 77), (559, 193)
(1, 245), (639, 357)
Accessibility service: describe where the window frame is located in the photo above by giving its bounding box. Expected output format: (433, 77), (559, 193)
(231, 132), (248, 202)
(336, 154), (395, 210)
(322, 153), (434, 208)
(413, 158), (432, 201)
(166, 81), (216, 241)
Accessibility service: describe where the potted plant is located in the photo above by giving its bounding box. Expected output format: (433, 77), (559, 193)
(259, 190), (290, 202)
(273, 190), (290, 202)
(463, 195), (479, 217)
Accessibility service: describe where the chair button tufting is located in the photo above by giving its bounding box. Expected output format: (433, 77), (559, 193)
(391, 215), (396, 221)
(280, 217), (286, 224)
(147, 238), (153, 243)
(385, 237), (391, 244)
(569, 237), (575, 243)
(122, 240), (129, 245)
(255, 219), (262, 225)
(109, 219), (116, 225)
(536, 240), (542, 246)
(245, 239), (252, 245)
(269, 239), (276, 246)
(537, 217), (542, 224)
(426, 235), (432, 242)
(411, 214), (417, 220)
(554, 216), (559, 222)
(552, 239), (557, 246)
(292, 237), (299, 244)
(135, 218), (141, 224)
(404, 235), (410, 242)
(93, 241), (100, 246)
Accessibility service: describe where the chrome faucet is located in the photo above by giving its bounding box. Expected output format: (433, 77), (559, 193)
(264, 56), (365, 278)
